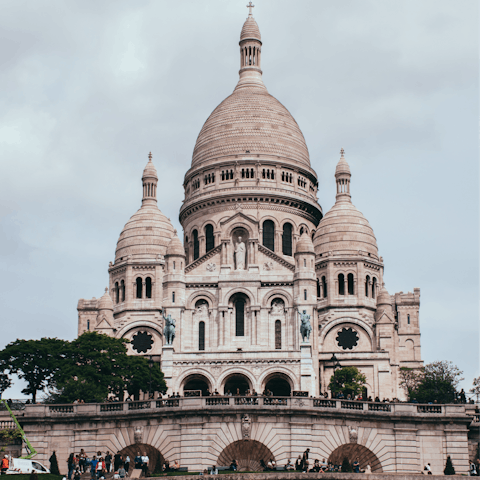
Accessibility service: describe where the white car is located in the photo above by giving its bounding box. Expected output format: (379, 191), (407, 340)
(7, 458), (50, 474)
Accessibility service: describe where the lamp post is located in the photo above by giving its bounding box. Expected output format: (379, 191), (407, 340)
(148, 356), (153, 400)
(330, 354), (342, 398)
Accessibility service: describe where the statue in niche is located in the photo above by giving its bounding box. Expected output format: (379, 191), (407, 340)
(349, 425), (358, 443)
(235, 236), (247, 270)
(163, 311), (176, 345)
(270, 299), (285, 316)
(241, 414), (251, 439)
(194, 300), (209, 322)
(298, 309), (312, 342)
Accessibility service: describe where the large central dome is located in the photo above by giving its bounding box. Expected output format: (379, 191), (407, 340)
(191, 88), (310, 168)
(190, 12), (310, 169)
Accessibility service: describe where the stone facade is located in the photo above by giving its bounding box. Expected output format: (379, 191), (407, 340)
(77, 10), (423, 401)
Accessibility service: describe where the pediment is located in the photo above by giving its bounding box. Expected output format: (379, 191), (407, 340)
(96, 315), (113, 329)
(376, 310), (395, 324)
(185, 244), (222, 274)
(220, 211), (258, 227)
(258, 244), (295, 272)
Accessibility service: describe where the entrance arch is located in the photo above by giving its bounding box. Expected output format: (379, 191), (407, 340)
(183, 374), (211, 396)
(264, 372), (292, 396)
(118, 443), (165, 474)
(328, 443), (382, 472)
(217, 440), (275, 471)
(223, 374), (251, 395)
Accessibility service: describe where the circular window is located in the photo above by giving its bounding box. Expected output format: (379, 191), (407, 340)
(132, 331), (154, 353)
(336, 327), (359, 350)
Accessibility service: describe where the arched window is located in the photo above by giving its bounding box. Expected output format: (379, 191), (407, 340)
(282, 223), (292, 256)
(407, 314), (411, 325)
(347, 273), (354, 295)
(304, 289), (307, 300)
(145, 277), (152, 299)
(199, 321), (205, 351)
(172, 291), (175, 303)
(115, 282), (119, 304)
(263, 220), (275, 251)
(135, 277), (142, 298)
(235, 298), (245, 336)
(275, 320), (281, 349)
(322, 276), (327, 298)
(316, 278), (320, 297)
(300, 226), (304, 235)
(120, 280), (125, 302)
(193, 229), (199, 260)
(205, 224), (214, 253)
(372, 277), (377, 298)
(365, 275), (370, 297)
(87, 319), (90, 331)
(338, 274), (345, 295)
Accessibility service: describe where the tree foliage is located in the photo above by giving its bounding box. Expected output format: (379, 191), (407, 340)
(0, 373), (11, 398)
(329, 366), (366, 398)
(444, 456), (455, 475)
(402, 361), (464, 404)
(0, 338), (66, 403)
(470, 376), (480, 396)
(54, 332), (166, 403)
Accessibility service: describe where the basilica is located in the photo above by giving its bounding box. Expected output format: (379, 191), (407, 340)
(77, 7), (423, 401)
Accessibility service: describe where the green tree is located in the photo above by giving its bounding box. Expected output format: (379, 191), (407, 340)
(0, 373), (11, 398)
(470, 376), (480, 400)
(399, 367), (423, 399)
(0, 338), (66, 403)
(328, 366), (366, 398)
(413, 361), (463, 404)
(444, 455), (455, 475)
(55, 332), (166, 403)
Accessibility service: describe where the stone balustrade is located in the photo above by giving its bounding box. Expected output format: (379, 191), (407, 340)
(2, 397), (469, 418)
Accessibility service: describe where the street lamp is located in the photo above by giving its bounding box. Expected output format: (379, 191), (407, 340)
(330, 354), (342, 398)
(148, 356), (154, 400)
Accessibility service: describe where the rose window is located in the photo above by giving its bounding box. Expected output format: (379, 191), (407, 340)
(336, 327), (359, 350)
(132, 331), (154, 353)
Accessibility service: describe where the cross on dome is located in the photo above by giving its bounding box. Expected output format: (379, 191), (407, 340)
(340, 148), (345, 157)
(148, 151), (152, 161)
(247, 1), (254, 15)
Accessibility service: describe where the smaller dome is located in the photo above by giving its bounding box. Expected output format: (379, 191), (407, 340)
(166, 233), (185, 257)
(335, 150), (351, 176)
(240, 16), (261, 41)
(98, 287), (113, 311)
(295, 233), (315, 254)
(377, 285), (392, 306)
(142, 153), (158, 180)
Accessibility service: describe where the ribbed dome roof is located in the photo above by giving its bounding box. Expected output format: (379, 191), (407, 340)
(98, 287), (113, 311)
(143, 154), (158, 179)
(241, 16), (261, 41)
(166, 234), (185, 257)
(295, 232), (315, 254)
(115, 204), (175, 262)
(377, 285), (392, 306)
(192, 87), (310, 168)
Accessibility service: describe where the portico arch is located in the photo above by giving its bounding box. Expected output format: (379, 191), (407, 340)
(217, 440), (275, 471)
(118, 443), (165, 474)
(263, 372), (292, 396)
(222, 372), (252, 395)
(328, 443), (382, 472)
(182, 373), (212, 396)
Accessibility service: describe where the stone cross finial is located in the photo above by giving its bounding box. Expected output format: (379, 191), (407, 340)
(148, 152), (152, 161)
(340, 148), (345, 157)
(105, 287), (108, 293)
(247, 1), (254, 15)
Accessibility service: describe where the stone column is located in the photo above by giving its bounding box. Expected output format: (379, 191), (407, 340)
(199, 234), (206, 257)
(275, 229), (282, 254)
(161, 344), (174, 394)
(300, 343), (315, 394)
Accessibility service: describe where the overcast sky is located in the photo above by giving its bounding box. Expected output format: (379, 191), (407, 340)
(0, 0), (478, 399)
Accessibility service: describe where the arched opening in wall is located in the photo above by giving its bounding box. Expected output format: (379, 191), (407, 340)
(229, 293), (249, 337)
(372, 277), (377, 298)
(365, 275), (370, 297)
(193, 229), (199, 260)
(115, 282), (119, 303)
(316, 278), (320, 297)
(275, 320), (281, 349)
(223, 373), (251, 396)
(199, 321), (205, 351)
(121, 280), (125, 302)
(205, 224), (215, 253)
(282, 223), (292, 256)
(183, 374), (211, 396)
(347, 273), (354, 295)
(136, 277), (143, 299)
(338, 274), (345, 295)
(263, 220), (275, 251)
(185, 236), (189, 260)
(118, 444), (165, 475)
(328, 443), (383, 473)
(264, 372), (292, 396)
(322, 276), (327, 298)
(217, 440), (275, 472)
(145, 277), (152, 299)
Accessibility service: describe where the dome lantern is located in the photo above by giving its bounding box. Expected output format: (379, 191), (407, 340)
(142, 152), (158, 206)
(335, 148), (352, 202)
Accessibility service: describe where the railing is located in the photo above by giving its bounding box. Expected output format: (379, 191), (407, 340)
(264, 397), (288, 406)
(341, 401), (364, 410)
(0, 400), (27, 411)
(314, 399), (336, 408)
(49, 405), (74, 413)
(234, 397), (259, 406)
(184, 390), (201, 397)
(206, 397), (230, 406)
(157, 399), (180, 408)
(369, 403), (391, 412)
(100, 403), (123, 412)
(128, 401), (151, 410)
(0, 421), (17, 429)
(418, 405), (442, 413)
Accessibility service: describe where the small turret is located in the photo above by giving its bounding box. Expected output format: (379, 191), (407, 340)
(142, 152), (158, 206)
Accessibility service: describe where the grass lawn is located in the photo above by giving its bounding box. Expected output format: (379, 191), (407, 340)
(6, 475), (63, 480)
